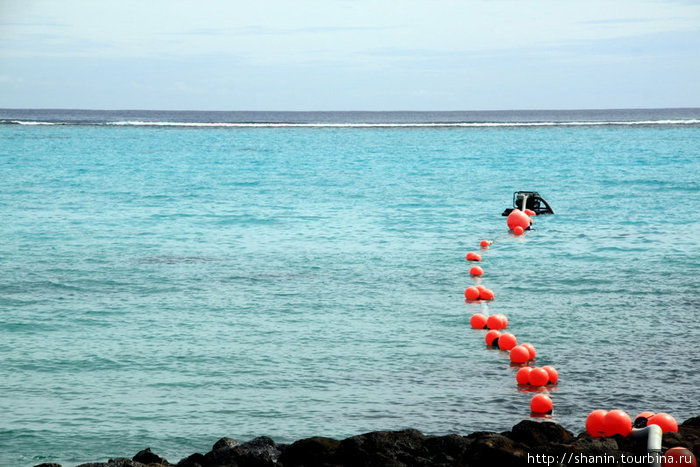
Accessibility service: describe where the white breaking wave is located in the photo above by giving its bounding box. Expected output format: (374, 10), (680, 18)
(3, 119), (700, 128)
(6, 120), (64, 125)
(105, 119), (700, 128)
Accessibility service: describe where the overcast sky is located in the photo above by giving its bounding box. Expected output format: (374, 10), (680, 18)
(1, 0), (698, 110)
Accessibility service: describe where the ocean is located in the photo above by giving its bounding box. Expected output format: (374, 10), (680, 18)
(1, 109), (699, 466)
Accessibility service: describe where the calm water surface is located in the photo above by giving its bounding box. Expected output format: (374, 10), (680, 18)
(1, 110), (699, 466)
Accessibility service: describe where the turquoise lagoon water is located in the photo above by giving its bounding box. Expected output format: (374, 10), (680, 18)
(1, 110), (699, 466)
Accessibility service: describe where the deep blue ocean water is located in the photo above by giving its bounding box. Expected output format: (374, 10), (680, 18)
(1, 109), (699, 466)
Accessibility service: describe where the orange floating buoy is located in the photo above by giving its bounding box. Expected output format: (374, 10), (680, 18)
(663, 447), (697, 467)
(647, 413), (678, 433)
(498, 332), (517, 350)
(524, 209), (536, 216)
(465, 252), (482, 261)
(486, 314), (506, 330)
(480, 240), (492, 248)
(470, 265), (484, 276)
(541, 365), (558, 384)
(528, 367), (549, 386)
(464, 286), (480, 300)
(469, 313), (487, 329)
(586, 410), (608, 437)
(515, 366), (532, 384)
(485, 330), (501, 346)
(486, 314), (501, 330)
(510, 345), (531, 364)
(521, 343), (536, 360)
(507, 209), (531, 231)
(530, 394), (553, 414)
(513, 225), (524, 235)
(479, 287), (495, 300)
(605, 409), (632, 437)
(475, 284), (486, 292)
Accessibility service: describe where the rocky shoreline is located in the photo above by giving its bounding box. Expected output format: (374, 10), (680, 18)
(35, 416), (699, 467)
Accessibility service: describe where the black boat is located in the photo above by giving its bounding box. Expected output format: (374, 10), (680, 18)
(501, 191), (554, 216)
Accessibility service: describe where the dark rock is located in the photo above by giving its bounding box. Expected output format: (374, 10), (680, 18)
(133, 447), (169, 465)
(175, 452), (206, 467)
(35, 416), (700, 467)
(681, 423), (700, 446)
(615, 432), (649, 455)
(333, 429), (431, 466)
(679, 417), (700, 457)
(565, 435), (623, 466)
(571, 434), (620, 453)
(465, 433), (529, 467)
(277, 436), (340, 467)
(682, 416), (700, 427)
(202, 435), (280, 467)
(508, 420), (575, 447)
(423, 434), (473, 466)
(200, 447), (240, 467)
(76, 458), (147, 467)
(465, 431), (497, 440)
(239, 436), (281, 462)
(212, 438), (241, 451)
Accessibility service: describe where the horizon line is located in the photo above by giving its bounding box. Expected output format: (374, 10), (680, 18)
(2, 106), (699, 113)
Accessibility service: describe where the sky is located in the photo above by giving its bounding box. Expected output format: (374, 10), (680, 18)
(0, 0), (699, 110)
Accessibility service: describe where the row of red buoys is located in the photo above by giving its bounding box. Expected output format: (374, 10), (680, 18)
(466, 213), (692, 465)
(585, 410), (679, 437)
(465, 233), (556, 417)
(503, 211), (557, 412)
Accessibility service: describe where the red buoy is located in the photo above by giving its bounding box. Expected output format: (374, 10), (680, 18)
(586, 410), (608, 437)
(479, 287), (495, 300)
(485, 330), (501, 346)
(507, 209), (531, 230)
(464, 286), (480, 300)
(513, 225), (524, 235)
(498, 332), (517, 351)
(510, 345), (531, 364)
(530, 394), (553, 414)
(663, 447), (697, 467)
(486, 314), (501, 330)
(521, 343), (536, 360)
(515, 366), (532, 384)
(605, 409), (632, 437)
(647, 413), (678, 433)
(470, 265), (484, 276)
(542, 365), (558, 384)
(524, 209), (536, 216)
(480, 240), (492, 248)
(465, 252), (482, 261)
(486, 314), (507, 330)
(469, 313), (487, 329)
(528, 367), (549, 386)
